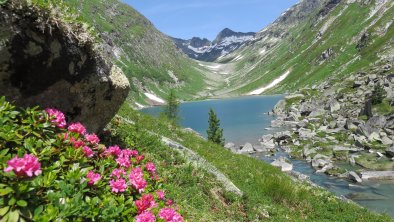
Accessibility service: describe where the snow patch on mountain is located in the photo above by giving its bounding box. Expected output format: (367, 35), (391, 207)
(248, 70), (291, 95)
(144, 93), (165, 104)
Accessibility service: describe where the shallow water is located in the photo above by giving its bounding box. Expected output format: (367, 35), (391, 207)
(141, 95), (394, 217)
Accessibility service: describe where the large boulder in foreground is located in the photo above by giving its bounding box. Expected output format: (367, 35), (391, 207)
(0, 1), (130, 132)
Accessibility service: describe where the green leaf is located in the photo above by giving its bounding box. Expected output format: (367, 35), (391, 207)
(17, 200), (27, 207)
(0, 187), (13, 196)
(8, 197), (16, 206)
(0, 206), (10, 216)
(33, 205), (43, 217)
(8, 210), (19, 222)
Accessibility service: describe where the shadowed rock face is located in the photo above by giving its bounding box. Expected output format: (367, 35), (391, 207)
(0, 1), (130, 132)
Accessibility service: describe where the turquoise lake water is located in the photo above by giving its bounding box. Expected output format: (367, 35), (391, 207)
(141, 95), (394, 217)
(141, 95), (283, 146)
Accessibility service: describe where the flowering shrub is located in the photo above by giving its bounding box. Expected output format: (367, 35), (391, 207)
(0, 97), (183, 221)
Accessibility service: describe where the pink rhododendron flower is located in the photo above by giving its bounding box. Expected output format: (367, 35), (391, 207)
(86, 171), (101, 185)
(109, 179), (127, 193)
(129, 167), (147, 193)
(136, 155), (145, 162)
(103, 145), (122, 157)
(158, 208), (183, 222)
(166, 199), (173, 206)
(122, 149), (138, 157)
(70, 137), (85, 148)
(83, 146), (94, 157)
(145, 162), (156, 174)
(156, 190), (165, 200)
(135, 194), (157, 213)
(85, 133), (100, 145)
(45, 108), (66, 128)
(135, 211), (156, 222)
(111, 168), (126, 179)
(4, 154), (41, 177)
(116, 156), (131, 168)
(68, 122), (87, 135)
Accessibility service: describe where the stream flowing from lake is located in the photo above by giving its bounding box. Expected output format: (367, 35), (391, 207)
(141, 95), (394, 217)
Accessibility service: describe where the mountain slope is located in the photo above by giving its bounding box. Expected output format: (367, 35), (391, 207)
(212, 0), (394, 96)
(64, 0), (213, 106)
(173, 28), (255, 62)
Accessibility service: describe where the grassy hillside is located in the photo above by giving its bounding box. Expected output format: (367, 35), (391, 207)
(114, 103), (393, 221)
(216, 0), (394, 95)
(64, 0), (209, 105)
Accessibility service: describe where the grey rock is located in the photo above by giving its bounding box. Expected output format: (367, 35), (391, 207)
(298, 128), (316, 139)
(0, 4), (130, 133)
(368, 132), (381, 142)
(333, 146), (363, 153)
(303, 147), (317, 157)
(224, 142), (235, 150)
(261, 134), (274, 142)
(386, 145), (394, 157)
(327, 99), (341, 112)
(312, 154), (332, 169)
(361, 171), (394, 180)
(239, 143), (255, 154)
(271, 157), (293, 172)
(273, 100), (286, 114)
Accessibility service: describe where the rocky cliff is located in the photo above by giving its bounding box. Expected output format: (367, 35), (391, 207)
(172, 28), (255, 62)
(0, 0), (130, 132)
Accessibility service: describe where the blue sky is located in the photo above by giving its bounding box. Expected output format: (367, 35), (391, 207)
(123, 0), (299, 40)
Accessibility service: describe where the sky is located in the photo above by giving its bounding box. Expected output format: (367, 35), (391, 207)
(124, 0), (299, 41)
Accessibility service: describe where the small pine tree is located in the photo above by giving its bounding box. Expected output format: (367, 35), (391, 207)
(206, 108), (225, 146)
(371, 84), (386, 105)
(162, 89), (179, 122)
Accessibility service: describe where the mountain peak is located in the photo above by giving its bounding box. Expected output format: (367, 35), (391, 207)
(213, 28), (255, 45)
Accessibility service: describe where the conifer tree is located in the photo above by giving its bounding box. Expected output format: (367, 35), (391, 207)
(206, 108), (225, 146)
(163, 89), (179, 122)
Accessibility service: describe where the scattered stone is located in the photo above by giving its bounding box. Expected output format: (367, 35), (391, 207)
(386, 145), (394, 157)
(239, 143), (255, 154)
(271, 157), (293, 172)
(224, 142), (235, 150)
(349, 171), (362, 183)
(376, 152), (384, 157)
(361, 171), (394, 180)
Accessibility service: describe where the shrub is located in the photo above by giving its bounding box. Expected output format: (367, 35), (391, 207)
(0, 97), (183, 221)
(371, 84), (386, 105)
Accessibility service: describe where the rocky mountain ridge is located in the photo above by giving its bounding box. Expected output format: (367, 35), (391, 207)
(209, 0), (394, 97)
(172, 28), (255, 62)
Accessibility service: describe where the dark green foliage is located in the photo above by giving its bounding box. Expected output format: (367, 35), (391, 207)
(371, 84), (386, 105)
(206, 108), (225, 146)
(162, 89), (179, 122)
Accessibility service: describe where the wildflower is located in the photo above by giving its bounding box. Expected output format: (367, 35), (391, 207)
(156, 190), (165, 200)
(129, 167), (147, 193)
(70, 137), (85, 148)
(145, 162), (156, 174)
(103, 145), (122, 157)
(136, 155), (145, 162)
(116, 155), (131, 168)
(4, 154), (41, 177)
(135, 194), (157, 213)
(45, 108), (66, 128)
(122, 149), (138, 157)
(135, 211), (156, 222)
(85, 133), (100, 145)
(109, 179), (127, 193)
(158, 208), (183, 222)
(68, 122), (87, 135)
(111, 168), (126, 179)
(166, 199), (173, 206)
(86, 171), (101, 185)
(83, 146), (94, 157)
